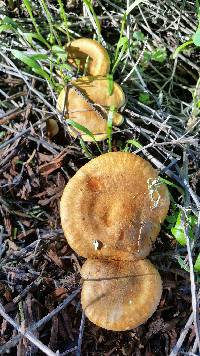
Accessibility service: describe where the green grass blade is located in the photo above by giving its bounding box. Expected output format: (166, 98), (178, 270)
(38, 0), (61, 46)
(113, 14), (127, 64)
(173, 40), (193, 58)
(107, 74), (114, 95)
(22, 0), (40, 34)
(0, 24), (14, 33)
(22, 0), (51, 48)
(83, 0), (101, 42)
(107, 106), (115, 152)
(79, 138), (93, 159)
(11, 50), (51, 81)
(171, 211), (197, 246)
(112, 38), (128, 74)
(176, 256), (190, 272)
(22, 32), (50, 48)
(159, 177), (180, 189)
(56, 0), (70, 42)
(194, 253), (200, 272)
(112, 0), (146, 74)
(67, 119), (102, 153)
(1, 16), (18, 29)
(124, 139), (143, 151)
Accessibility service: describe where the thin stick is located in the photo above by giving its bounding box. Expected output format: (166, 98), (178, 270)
(170, 152), (200, 356)
(182, 152), (200, 352)
(33, 288), (81, 331)
(169, 312), (194, 356)
(60, 346), (77, 355)
(0, 226), (3, 261)
(182, 210), (200, 352)
(76, 311), (85, 356)
(192, 337), (198, 353)
(0, 303), (57, 356)
(0, 288), (80, 353)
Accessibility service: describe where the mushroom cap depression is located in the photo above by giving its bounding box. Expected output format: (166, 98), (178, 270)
(57, 76), (125, 141)
(60, 152), (170, 260)
(66, 38), (110, 76)
(81, 258), (162, 331)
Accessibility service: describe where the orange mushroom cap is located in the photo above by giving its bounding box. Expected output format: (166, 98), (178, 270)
(57, 76), (125, 141)
(66, 38), (110, 76)
(81, 258), (162, 331)
(60, 152), (170, 260)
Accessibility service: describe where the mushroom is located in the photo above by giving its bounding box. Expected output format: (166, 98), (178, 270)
(60, 152), (170, 260)
(57, 76), (125, 141)
(66, 38), (110, 76)
(81, 258), (162, 331)
(46, 118), (59, 139)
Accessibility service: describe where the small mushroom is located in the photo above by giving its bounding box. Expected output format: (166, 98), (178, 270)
(66, 38), (110, 76)
(46, 118), (59, 139)
(81, 258), (162, 331)
(57, 76), (125, 141)
(60, 152), (170, 260)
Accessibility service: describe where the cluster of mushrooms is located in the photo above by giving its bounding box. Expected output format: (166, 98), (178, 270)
(59, 39), (170, 331)
(57, 38), (125, 141)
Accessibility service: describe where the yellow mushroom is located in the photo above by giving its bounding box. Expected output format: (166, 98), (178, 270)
(81, 258), (162, 331)
(66, 38), (110, 76)
(57, 76), (125, 141)
(60, 152), (170, 261)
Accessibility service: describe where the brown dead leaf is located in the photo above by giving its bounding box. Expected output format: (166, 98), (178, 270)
(52, 287), (67, 299)
(48, 315), (59, 350)
(4, 216), (12, 235)
(168, 329), (178, 350)
(11, 155), (20, 168)
(17, 228), (35, 240)
(3, 172), (13, 185)
(4, 302), (16, 313)
(60, 245), (69, 255)
(7, 239), (19, 251)
(39, 149), (68, 176)
(104, 348), (117, 356)
(20, 219), (31, 228)
(39, 161), (63, 176)
(47, 249), (63, 268)
(10, 164), (19, 177)
(38, 191), (61, 206)
(4, 290), (12, 302)
(26, 164), (34, 178)
(31, 176), (40, 188)
(61, 309), (74, 341)
(0, 320), (8, 337)
(17, 179), (32, 200)
(38, 152), (54, 163)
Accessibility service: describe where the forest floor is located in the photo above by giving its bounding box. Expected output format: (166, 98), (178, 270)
(0, 0), (200, 355)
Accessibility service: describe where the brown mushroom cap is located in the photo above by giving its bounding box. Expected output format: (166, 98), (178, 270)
(66, 38), (110, 76)
(60, 152), (170, 260)
(46, 118), (59, 139)
(81, 258), (162, 331)
(57, 76), (125, 141)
